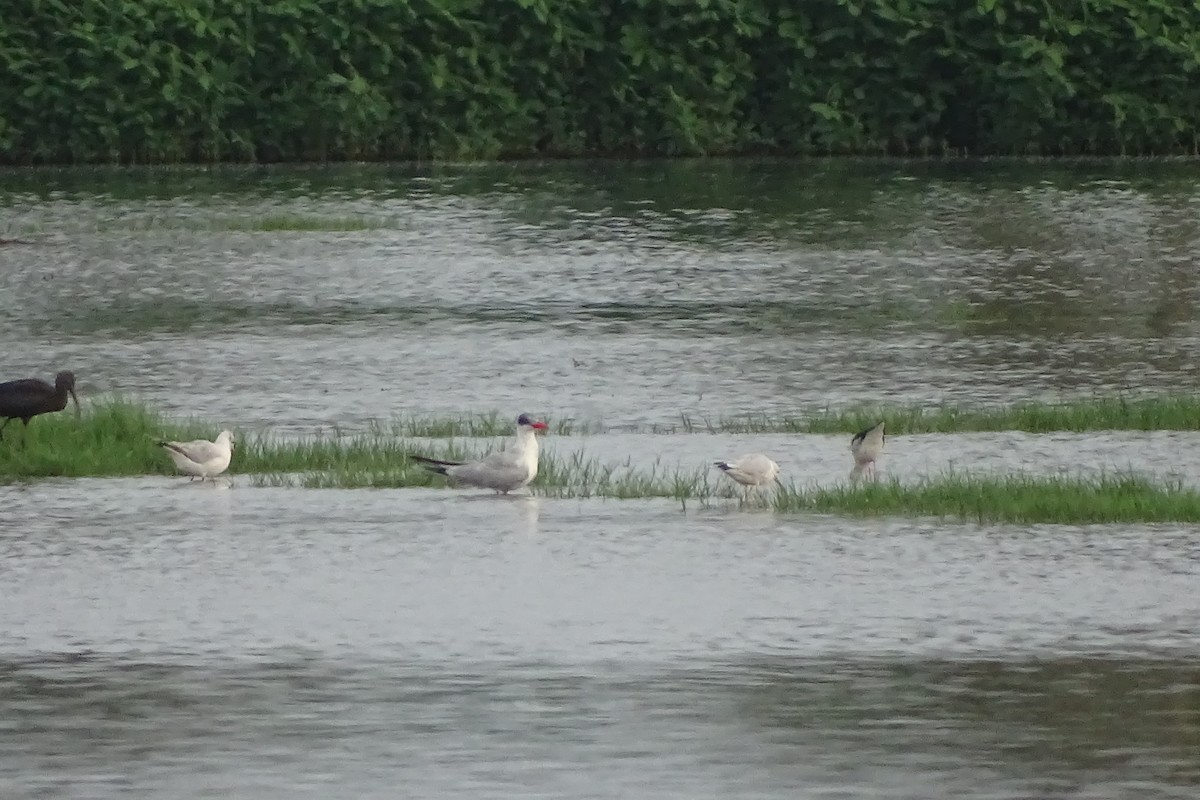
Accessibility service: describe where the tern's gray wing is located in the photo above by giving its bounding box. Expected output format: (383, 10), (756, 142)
(447, 451), (532, 491)
(477, 450), (523, 470)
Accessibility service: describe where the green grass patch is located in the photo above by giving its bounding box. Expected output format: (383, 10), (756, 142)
(535, 452), (714, 502)
(0, 399), (484, 481)
(6, 401), (1200, 523)
(251, 439), (482, 489)
(0, 399), (211, 479)
(6, 394), (1200, 482)
(0, 400), (583, 482)
(774, 473), (1200, 524)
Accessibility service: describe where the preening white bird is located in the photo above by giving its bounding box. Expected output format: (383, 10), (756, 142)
(714, 453), (781, 498)
(412, 413), (548, 494)
(159, 430), (235, 481)
(850, 420), (885, 479)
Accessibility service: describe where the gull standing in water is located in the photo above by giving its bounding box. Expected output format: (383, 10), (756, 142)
(714, 453), (781, 500)
(412, 413), (549, 494)
(850, 420), (885, 479)
(160, 430), (236, 481)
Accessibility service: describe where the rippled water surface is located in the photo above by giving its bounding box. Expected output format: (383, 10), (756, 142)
(3, 160), (1200, 798)
(4, 160), (1200, 430)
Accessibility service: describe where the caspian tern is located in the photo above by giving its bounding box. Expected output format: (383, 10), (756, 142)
(159, 430), (235, 481)
(850, 420), (885, 479)
(412, 413), (549, 494)
(714, 453), (781, 499)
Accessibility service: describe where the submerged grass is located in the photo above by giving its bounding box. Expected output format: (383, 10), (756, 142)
(679, 394), (1200, 435)
(369, 414), (582, 438)
(256, 456), (1200, 523)
(774, 473), (1200, 524)
(534, 452), (715, 501)
(213, 214), (384, 232)
(11, 214), (387, 236)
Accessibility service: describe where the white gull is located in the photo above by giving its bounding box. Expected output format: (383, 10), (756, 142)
(160, 430), (235, 481)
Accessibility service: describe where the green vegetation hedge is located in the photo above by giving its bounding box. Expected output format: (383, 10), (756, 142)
(2, 0), (1199, 163)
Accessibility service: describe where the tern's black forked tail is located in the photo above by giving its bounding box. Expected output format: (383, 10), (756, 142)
(410, 454), (464, 475)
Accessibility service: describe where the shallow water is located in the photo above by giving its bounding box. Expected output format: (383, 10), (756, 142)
(3, 481), (1200, 799)
(3, 160), (1200, 798)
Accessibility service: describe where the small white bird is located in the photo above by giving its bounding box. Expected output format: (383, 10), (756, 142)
(850, 420), (885, 479)
(159, 430), (235, 481)
(412, 413), (548, 494)
(714, 453), (781, 499)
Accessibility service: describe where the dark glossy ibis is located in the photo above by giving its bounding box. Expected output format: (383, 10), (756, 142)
(0, 370), (80, 440)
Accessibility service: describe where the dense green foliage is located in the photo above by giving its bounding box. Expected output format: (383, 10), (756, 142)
(2, 0), (1199, 163)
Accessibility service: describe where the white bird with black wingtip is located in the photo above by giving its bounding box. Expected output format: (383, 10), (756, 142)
(850, 420), (885, 479)
(159, 430), (236, 481)
(714, 453), (781, 499)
